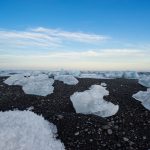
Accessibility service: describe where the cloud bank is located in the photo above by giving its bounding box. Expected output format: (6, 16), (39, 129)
(0, 27), (109, 49)
(0, 27), (149, 71)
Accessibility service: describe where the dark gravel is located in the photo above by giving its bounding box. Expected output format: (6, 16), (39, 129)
(0, 77), (149, 150)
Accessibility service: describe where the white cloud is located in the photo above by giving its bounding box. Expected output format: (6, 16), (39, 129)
(31, 27), (109, 43)
(0, 27), (109, 50)
(0, 27), (149, 71)
(0, 30), (61, 47)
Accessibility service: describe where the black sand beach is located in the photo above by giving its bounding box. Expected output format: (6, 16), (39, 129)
(0, 77), (149, 150)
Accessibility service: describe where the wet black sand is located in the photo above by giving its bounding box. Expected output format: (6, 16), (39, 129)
(0, 77), (150, 150)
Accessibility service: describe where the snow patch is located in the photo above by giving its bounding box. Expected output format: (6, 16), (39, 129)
(54, 75), (78, 85)
(70, 85), (119, 117)
(0, 111), (65, 150)
(132, 89), (150, 110)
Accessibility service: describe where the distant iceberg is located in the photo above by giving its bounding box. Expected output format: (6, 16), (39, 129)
(3, 70), (150, 97)
(54, 75), (78, 85)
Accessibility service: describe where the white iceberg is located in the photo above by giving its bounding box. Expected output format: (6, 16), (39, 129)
(54, 75), (78, 85)
(28, 74), (49, 81)
(23, 78), (54, 96)
(0, 110), (65, 150)
(58, 69), (81, 77)
(22, 74), (54, 96)
(79, 73), (105, 79)
(69, 70), (81, 77)
(4, 74), (54, 96)
(4, 74), (28, 86)
(79, 71), (139, 79)
(70, 85), (119, 117)
(103, 71), (123, 78)
(132, 88), (150, 110)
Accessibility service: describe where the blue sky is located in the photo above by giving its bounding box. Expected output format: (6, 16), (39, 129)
(0, 0), (150, 71)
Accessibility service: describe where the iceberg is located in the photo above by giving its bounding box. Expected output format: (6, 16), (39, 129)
(132, 88), (150, 110)
(23, 78), (54, 96)
(4, 74), (54, 96)
(138, 74), (150, 88)
(70, 85), (119, 117)
(4, 74), (28, 86)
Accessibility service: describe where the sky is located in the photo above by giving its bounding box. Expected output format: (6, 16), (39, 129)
(0, 0), (150, 71)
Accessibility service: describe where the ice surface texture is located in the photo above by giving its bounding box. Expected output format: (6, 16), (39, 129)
(0, 111), (65, 150)
(70, 85), (119, 117)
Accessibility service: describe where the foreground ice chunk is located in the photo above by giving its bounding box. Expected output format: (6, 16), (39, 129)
(0, 111), (65, 150)
(132, 89), (150, 110)
(23, 78), (54, 96)
(54, 75), (78, 85)
(70, 85), (119, 117)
